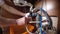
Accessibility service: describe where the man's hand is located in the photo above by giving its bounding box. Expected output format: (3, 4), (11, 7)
(16, 17), (32, 25)
(16, 17), (25, 25)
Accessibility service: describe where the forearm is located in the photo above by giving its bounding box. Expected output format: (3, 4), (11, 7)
(0, 16), (26, 26)
(0, 16), (17, 26)
(1, 3), (25, 16)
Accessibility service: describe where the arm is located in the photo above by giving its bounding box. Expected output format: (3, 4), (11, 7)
(0, 16), (25, 26)
(0, 0), (25, 17)
(1, 3), (25, 17)
(0, 16), (17, 26)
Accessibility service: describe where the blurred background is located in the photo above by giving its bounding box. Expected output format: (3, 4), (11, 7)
(0, 0), (59, 34)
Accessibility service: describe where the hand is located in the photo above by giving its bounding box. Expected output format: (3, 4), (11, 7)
(16, 17), (25, 25)
(16, 17), (32, 25)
